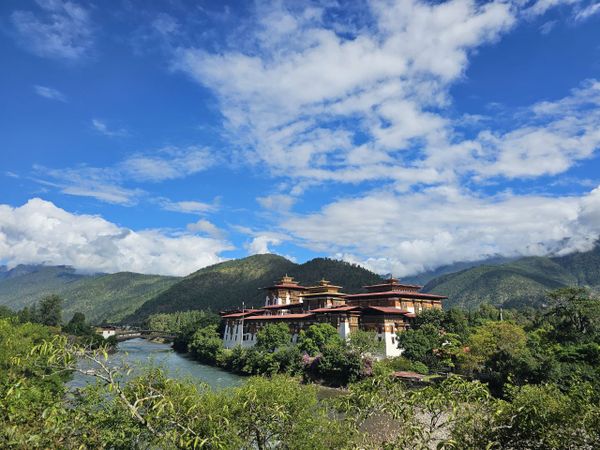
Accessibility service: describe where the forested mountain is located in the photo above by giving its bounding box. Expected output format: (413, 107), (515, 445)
(402, 256), (515, 286)
(0, 265), (91, 309)
(124, 254), (384, 324)
(422, 243), (600, 309)
(0, 265), (178, 324)
(60, 272), (179, 324)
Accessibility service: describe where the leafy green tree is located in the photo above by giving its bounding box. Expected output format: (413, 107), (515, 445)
(314, 343), (364, 386)
(255, 323), (291, 352)
(396, 323), (450, 370)
(0, 306), (14, 319)
(545, 287), (600, 344)
(231, 375), (354, 449)
(17, 306), (33, 323)
(63, 312), (91, 335)
(188, 325), (224, 363)
(37, 294), (63, 327)
(297, 323), (342, 356)
(347, 329), (384, 356)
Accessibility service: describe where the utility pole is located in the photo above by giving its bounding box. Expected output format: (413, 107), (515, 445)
(499, 307), (503, 322)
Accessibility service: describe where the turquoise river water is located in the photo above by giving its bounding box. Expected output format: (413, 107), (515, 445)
(69, 338), (243, 390)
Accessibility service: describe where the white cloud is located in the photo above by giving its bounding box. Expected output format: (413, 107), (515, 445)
(174, 0), (600, 192)
(574, 2), (600, 21)
(33, 85), (67, 102)
(279, 185), (600, 276)
(187, 219), (225, 238)
(0, 198), (232, 276)
(91, 119), (128, 137)
(120, 146), (215, 182)
(11, 0), (94, 61)
(175, 0), (515, 185)
(160, 199), (218, 215)
(35, 146), (217, 205)
(246, 235), (282, 255)
(257, 194), (296, 213)
(34, 165), (144, 206)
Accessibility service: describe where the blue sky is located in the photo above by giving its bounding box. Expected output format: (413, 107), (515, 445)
(1, 0), (600, 276)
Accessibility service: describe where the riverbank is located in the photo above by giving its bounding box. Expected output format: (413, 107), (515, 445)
(69, 338), (243, 390)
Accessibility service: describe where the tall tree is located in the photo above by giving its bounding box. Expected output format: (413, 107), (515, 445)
(38, 294), (63, 327)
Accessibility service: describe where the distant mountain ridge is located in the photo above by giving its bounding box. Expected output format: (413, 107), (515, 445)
(2, 242), (599, 324)
(422, 243), (600, 309)
(0, 265), (179, 323)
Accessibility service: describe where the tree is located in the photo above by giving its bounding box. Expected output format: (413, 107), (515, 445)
(231, 375), (354, 449)
(545, 287), (600, 344)
(314, 343), (364, 386)
(297, 323), (342, 356)
(37, 295), (63, 327)
(63, 312), (91, 335)
(347, 329), (383, 356)
(255, 323), (291, 352)
(188, 325), (224, 363)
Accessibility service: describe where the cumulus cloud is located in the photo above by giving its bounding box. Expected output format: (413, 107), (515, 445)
(280, 186), (600, 276)
(246, 235), (282, 255)
(174, 1), (600, 191)
(187, 219), (225, 238)
(33, 85), (67, 102)
(175, 0), (515, 185)
(0, 199), (232, 276)
(11, 0), (94, 61)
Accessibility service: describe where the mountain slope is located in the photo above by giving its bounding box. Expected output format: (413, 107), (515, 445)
(0, 265), (92, 309)
(61, 272), (179, 324)
(0, 265), (179, 324)
(125, 254), (384, 323)
(422, 245), (600, 309)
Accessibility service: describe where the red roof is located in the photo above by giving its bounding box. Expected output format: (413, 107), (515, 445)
(309, 306), (361, 313)
(262, 283), (307, 290)
(221, 309), (263, 318)
(344, 290), (446, 300)
(244, 313), (315, 321)
(366, 306), (414, 315)
(364, 282), (423, 289)
(262, 303), (303, 310)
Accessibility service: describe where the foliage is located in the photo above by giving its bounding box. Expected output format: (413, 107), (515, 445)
(347, 329), (384, 356)
(373, 356), (429, 376)
(188, 325), (224, 364)
(38, 294), (63, 326)
(297, 323), (342, 356)
(146, 310), (220, 352)
(311, 343), (366, 386)
(255, 323), (292, 352)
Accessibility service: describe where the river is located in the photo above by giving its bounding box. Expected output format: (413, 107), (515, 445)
(69, 338), (243, 390)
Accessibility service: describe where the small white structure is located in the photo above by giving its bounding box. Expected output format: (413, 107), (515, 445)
(96, 326), (117, 339)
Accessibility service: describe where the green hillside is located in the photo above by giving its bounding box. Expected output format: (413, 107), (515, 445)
(0, 265), (91, 309)
(60, 272), (179, 324)
(124, 254), (384, 324)
(423, 244), (600, 309)
(0, 265), (179, 324)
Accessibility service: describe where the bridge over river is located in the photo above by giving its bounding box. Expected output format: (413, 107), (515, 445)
(111, 329), (177, 341)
